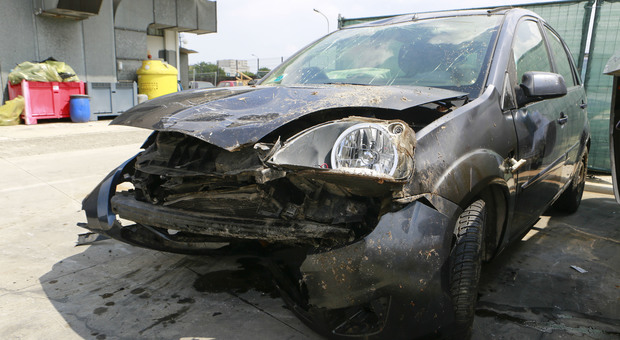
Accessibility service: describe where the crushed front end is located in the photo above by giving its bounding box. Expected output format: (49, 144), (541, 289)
(83, 116), (415, 250)
(82, 115), (461, 338)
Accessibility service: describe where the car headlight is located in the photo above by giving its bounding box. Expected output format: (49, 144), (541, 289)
(265, 117), (415, 181)
(331, 123), (398, 176)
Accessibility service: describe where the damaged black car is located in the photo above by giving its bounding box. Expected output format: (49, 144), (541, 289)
(82, 8), (590, 339)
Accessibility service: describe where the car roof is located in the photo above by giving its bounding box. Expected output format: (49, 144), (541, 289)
(344, 7), (543, 29)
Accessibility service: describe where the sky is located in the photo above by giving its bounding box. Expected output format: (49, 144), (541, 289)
(183, 0), (563, 72)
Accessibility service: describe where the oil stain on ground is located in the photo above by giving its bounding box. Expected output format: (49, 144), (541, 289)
(139, 306), (191, 335)
(193, 258), (280, 298)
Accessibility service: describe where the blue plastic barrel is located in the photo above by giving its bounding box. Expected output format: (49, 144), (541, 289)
(69, 94), (91, 123)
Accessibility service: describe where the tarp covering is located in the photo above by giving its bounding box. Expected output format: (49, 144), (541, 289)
(8, 60), (79, 85)
(0, 95), (24, 126)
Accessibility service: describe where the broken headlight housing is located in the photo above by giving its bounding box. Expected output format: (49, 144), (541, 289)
(266, 117), (415, 180)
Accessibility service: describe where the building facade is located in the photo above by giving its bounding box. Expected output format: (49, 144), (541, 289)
(217, 59), (250, 77)
(0, 0), (217, 103)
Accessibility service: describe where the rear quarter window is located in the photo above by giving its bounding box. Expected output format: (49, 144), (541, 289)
(544, 27), (578, 87)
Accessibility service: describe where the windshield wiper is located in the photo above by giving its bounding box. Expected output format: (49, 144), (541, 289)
(323, 82), (372, 86)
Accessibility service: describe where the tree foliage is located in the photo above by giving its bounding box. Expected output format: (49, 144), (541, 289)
(241, 71), (257, 78)
(189, 62), (226, 79)
(257, 67), (271, 78)
(189, 62), (271, 82)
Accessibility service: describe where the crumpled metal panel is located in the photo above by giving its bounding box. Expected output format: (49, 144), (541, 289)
(111, 85), (466, 151)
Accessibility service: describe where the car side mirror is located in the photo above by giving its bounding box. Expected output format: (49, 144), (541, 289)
(516, 71), (567, 107)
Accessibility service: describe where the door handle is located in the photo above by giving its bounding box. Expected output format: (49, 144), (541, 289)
(557, 112), (568, 125)
(580, 102), (587, 109)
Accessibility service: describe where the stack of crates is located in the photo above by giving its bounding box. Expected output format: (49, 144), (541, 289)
(86, 82), (138, 120)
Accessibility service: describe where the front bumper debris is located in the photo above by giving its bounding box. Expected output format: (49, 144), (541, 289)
(110, 191), (354, 244)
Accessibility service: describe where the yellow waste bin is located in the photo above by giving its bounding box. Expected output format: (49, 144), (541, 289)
(137, 60), (178, 99)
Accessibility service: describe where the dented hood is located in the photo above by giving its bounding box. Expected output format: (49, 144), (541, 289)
(112, 85), (466, 151)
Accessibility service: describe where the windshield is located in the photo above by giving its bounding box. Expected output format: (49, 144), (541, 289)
(262, 15), (502, 97)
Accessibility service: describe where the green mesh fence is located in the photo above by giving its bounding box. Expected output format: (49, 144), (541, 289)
(339, 1), (618, 171)
(521, 1), (593, 74)
(582, 0), (620, 170)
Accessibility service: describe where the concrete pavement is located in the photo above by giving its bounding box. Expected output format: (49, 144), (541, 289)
(0, 121), (618, 339)
(0, 121), (319, 339)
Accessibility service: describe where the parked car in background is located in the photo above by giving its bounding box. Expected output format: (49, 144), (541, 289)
(216, 80), (241, 87)
(188, 81), (214, 89)
(82, 8), (589, 339)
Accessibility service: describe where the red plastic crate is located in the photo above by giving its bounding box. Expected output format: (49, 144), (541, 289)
(8, 80), (85, 124)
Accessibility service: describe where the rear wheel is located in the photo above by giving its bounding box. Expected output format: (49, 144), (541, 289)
(553, 151), (588, 213)
(449, 199), (486, 339)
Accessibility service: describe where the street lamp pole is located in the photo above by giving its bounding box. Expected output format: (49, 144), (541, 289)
(313, 8), (329, 34)
(251, 53), (260, 75)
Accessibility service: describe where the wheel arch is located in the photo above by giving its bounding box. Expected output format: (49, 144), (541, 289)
(454, 179), (510, 262)
(429, 149), (511, 261)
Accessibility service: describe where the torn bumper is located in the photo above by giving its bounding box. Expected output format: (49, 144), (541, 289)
(82, 156), (135, 236)
(81, 156), (226, 253)
(81, 157), (356, 252)
(109, 191), (353, 244)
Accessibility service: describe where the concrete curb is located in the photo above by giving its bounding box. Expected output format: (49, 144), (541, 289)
(585, 182), (614, 195)
(585, 176), (614, 195)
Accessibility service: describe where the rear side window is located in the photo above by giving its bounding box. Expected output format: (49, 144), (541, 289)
(513, 20), (551, 82)
(544, 27), (577, 87)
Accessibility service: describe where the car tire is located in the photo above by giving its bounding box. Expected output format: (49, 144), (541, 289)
(553, 151), (588, 213)
(449, 199), (486, 339)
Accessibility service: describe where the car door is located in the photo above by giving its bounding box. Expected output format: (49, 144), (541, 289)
(542, 25), (588, 186)
(504, 18), (570, 238)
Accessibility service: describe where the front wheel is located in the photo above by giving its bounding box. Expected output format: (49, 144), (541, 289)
(449, 199), (486, 339)
(553, 151), (588, 213)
